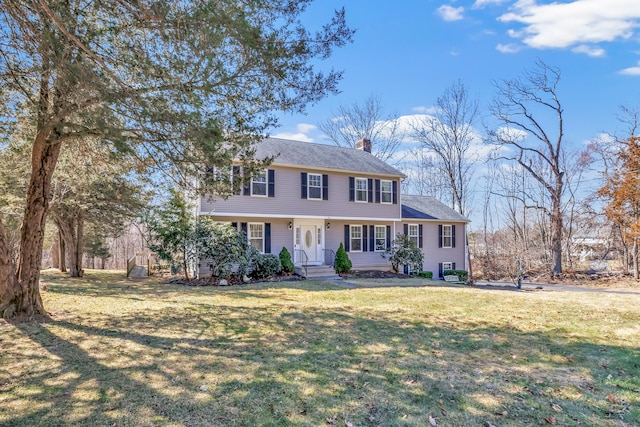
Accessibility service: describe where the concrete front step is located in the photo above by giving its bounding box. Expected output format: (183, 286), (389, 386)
(295, 265), (340, 279)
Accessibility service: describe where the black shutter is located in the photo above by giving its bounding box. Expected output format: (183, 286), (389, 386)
(241, 222), (248, 236)
(375, 179), (381, 203)
(367, 178), (373, 203)
(231, 222), (237, 229)
(392, 181), (398, 204)
(243, 170), (250, 195)
(404, 223), (409, 236)
(418, 224), (423, 249)
(369, 225), (375, 252)
(452, 225), (456, 248)
(386, 225), (391, 249)
(322, 174), (329, 200)
(301, 172), (308, 199)
(404, 264), (409, 274)
(349, 177), (355, 201)
(452, 262), (456, 270)
(438, 262), (443, 278)
(438, 224), (443, 248)
(268, 170), (275, 198)
(344, 225), (350, 252)
(232, 166), (241, 195)
(362, 225), (368, 252)
(265, 223), (271, 253)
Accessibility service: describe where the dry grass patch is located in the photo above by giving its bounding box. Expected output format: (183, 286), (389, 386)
(0, 269), (638, 426)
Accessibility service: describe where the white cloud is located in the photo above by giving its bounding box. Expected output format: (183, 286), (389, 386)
(619, 61), (640, 76)
(296, 123), (317, 133)
(495, 126), (528, 142)
(572, 44), (606, 57)
(498, 0), (640, 51)
(271, 132), (314, 142)
(473, 0), (507, 9)
(437, 5), (465, 22)
(411, 106), (439, 114)
(496, 43), (521, 53)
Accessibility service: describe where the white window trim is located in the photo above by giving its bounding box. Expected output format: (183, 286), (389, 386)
(408, 224), (419, 247)
(350, 225), (363, 252)
(251, 170), (268, 197)
(307, 173), (323, 200)
(374, 225), (386, 252)
(355, 177), (368, 203)
(380, 179), (392, 204)
(442, 261), (454, 271)
(248, 222), (265, 253)
(442, 224), (453, 248)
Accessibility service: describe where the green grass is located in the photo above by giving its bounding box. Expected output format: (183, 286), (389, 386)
(1, 269), (639, 426)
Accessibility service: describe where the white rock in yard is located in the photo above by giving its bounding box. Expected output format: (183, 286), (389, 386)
(219, 279), (228, 286)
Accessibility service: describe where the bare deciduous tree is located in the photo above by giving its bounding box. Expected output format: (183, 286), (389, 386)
(317, 94), (404, 162)
(487, 60), (566, 276)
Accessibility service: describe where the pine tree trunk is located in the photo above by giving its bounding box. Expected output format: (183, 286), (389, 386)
(58, 230), (67, 273)
(51, 239), (60, 269)
(633, 238), (639, 281)
(0, 218), (20, 318)
(551, 181), (563, 276)
(55, 212), (85, 278)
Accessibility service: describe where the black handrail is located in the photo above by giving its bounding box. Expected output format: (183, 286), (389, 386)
(323, 248), (336, 267)
(295, 249), (309, 276)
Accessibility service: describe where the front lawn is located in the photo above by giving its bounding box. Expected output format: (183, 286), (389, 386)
(1, 269), (638, 426)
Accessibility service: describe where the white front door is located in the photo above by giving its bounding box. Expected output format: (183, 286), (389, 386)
(301, 225), (318, 263)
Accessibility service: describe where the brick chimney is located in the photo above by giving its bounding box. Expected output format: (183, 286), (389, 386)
(356, 138), (372, 153)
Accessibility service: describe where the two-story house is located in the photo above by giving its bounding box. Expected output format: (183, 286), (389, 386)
(198, 137), (469, 278)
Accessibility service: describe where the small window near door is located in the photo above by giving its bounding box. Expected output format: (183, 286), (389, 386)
(295, 227), (301, 246)
(317, 227), (322, 245)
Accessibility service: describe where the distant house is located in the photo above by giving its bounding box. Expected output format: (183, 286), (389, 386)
(198, 137), (469, 277)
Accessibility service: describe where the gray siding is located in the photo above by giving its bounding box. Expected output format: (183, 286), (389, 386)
(200, 166), (402, 220)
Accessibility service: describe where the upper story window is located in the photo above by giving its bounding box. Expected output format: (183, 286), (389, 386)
(442, 224), (452, 248)
(308, 173), (322, 199)
(380, 180), (392, 204)
(350, 225), (363, 252)
(355, 178), (368, 202)
(251, 170), (267, 196)
(408, 224), (419, 247)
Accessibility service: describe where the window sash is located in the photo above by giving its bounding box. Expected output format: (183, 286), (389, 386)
(442, 262), (453, 271)
(442, 225), (452, 248)
(375, 226), (386, 251)
(251, 171), (267, 196)
(408, 224), (419, 246)
(350, 225), (362, 251)
(380, 180), (392, 204)
(308, 173), (322, 199)
(355, 178), (367, 202)
(249, 223), (264, 252)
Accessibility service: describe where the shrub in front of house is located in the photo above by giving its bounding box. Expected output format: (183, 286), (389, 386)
(334, 243), (352, 274)
(443, 269), (468, 281)
(382, 233), (424, 273)
(279, 247), (295, 274)
(417, 271), (433, 278)
(251, 253), (282, 279)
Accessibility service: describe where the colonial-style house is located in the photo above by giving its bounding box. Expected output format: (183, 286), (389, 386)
(198, 137), (469, 278)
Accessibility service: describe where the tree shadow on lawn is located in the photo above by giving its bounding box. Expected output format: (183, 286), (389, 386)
(3, 304), (639, 426)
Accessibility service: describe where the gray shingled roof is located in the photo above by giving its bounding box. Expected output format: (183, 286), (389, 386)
(401, 194), (470, 222)
(252, 137), (405, 177)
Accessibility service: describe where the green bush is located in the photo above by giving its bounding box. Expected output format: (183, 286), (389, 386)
(251, 253), (282, 279)
(443, 269), (468, 281)
(334, 243), (352, 274)
(417, 271), (433, 278)
(279, 247), (295, 274)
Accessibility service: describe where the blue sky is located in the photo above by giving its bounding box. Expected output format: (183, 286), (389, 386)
(274, 0), (640, 151)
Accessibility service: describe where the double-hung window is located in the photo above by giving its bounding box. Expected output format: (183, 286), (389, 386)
(355, 178), (368, 202)
(375, 226), (386, 251)
(442, 225), (453, 248)
(380, 180), (392, 204)
(251, 170), (267, 196)
(249, 223), (264, 252)
(308, 173), (322, 199)
(408, 224), (419, 247)
(350, 225), (363, 252)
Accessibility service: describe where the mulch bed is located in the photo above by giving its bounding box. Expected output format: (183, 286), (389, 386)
(166, 273), (305, 287)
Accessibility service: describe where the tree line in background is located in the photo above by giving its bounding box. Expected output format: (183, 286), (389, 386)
(320, 61), (640, 282)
